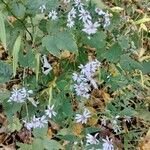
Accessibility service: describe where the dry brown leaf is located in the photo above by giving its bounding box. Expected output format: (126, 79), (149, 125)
(0, 143), (16, 150)
(72, 123), (83, 136)
(88, 117), (98, 126)
(47, 128), (53, 139)
(138, 128), (150, 150)
(101, 90), (113, 103)
(60, 51), (71, 59)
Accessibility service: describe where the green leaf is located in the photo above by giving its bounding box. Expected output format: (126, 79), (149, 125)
(3, 102), (22, 122)
(141, 61), (150, 74)
(118, 36), (130, 50)
(0, 61), (12, 83)
(19, 49), (36, 68)
(0, 12), (6, 50)
(33, 125), (48, 138)
(12, 35), (21, 77)
(11, 3), (26, 19)
(0, 89), (10, 102)
(120, 54), (143, 71)
(84, 127), (100, 134)
(8, 116), (22, 132)
(83, 32), (106, 50)
(91, 0), (106, 9)
(42, 31), (78, 57)
(32, 138), (44, 150)
(103, 43), (122, 63)
(43, 139), (63, 150)
(17, 143), (32, 150)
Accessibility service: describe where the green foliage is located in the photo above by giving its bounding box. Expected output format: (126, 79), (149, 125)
(42, 31), (78, 57)
(0, 12), (6, 50)
(0, 0), (149, 149)
(0, 61), (12, 83)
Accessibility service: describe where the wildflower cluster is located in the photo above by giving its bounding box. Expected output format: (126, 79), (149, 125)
(73, 59), (100, 99)
(86, 133), (114, 150)
(39, 0), (111, 35)
(24, 105), (57, 130)
(75, 108), (91, 124)
(24, 115), (48, 130)
(8, 87), (33, 103)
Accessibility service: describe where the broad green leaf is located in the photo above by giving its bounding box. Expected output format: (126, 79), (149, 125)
(8, 116), (22, 132)
(43, 139), (63, 150)
(84, 127), (100, 134)
(83, 31), (106, 50)
(0, 61), (12, 83)
(42, 31), (78, 57)
(0, 89), (10, 102)
(11, 3), (26, 19)
(33, 125), (48, 138)
(12, 35), (21, 77)
(120, 54), (143, 71)
(141, 61), (150, 74)
(0, 12), (6, 50)
(32, 138), (44, 150)
(17, 143), (32, 150)
(103, 43), (122, 63)
(3, 102), (22, 122)
(19, 49), (36, 68)
(118, 36), (130, 50)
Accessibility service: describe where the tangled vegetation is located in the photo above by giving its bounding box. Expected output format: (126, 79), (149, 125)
(0, 0), (149, 149)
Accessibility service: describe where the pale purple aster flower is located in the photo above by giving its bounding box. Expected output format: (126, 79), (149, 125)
(74, 0), (84, 10)
(67, 19), (75, 28)
(82, 20), (100, 35)
(72, 60), (100, 98)
(38, 115), (48, 128)
(86, 133), (99, 145)
(103, 12), (110, 28)
(75, 108), (91, 124)
(102, 136), (114, 150)
(41, 55), (52, 75)
(68, 7), (77, 19)
(124, 115), (132, 123)
(112, 119), (121, 133)
(95, 8), (105, 16)
(74, 82), (91, 99)
(45, 105), (57, 118)
(39, 4), (46, 13)
(8, 88), (33, 103)
(79, 8), (92, 23)
(48, 10), (58, 20)
(24, 115), (48, 130)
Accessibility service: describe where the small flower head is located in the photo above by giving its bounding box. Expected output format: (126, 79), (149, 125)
(74, 0), (84, 10)
(41, 55), (52, 75)
(82, 20), (100, 35)
(24, 115), (48, 130)
(86, 133), (99, 145)
(48, 10), (58, 20)
(75, 108), (91, 124)
(102, 136), (114, 150)
(79, 8), (91, 23)
(67, 18), (75, 28)
(45, 105), (57, 118)
(39, 4), (46, 13)
(8, 87), (32, 103)
(95, 8), (105, 16)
